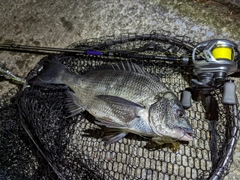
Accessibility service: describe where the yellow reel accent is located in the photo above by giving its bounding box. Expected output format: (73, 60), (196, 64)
(212, 47), (233, 61)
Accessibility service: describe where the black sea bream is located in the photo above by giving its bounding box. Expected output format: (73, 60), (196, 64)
(29, 61), (193, 145)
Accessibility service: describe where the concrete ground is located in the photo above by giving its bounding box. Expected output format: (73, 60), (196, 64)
(0, 0), (240, 179)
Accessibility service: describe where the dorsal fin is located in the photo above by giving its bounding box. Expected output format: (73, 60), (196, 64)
(89, 62), (148, 75)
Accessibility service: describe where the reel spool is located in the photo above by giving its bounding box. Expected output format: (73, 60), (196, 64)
(192, 39), (239, 86)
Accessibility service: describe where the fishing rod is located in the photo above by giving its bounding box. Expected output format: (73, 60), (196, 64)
(0, 43), (187, 62)
(0, 38), (239, 108)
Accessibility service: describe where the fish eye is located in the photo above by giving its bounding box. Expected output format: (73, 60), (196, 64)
(177, 110), (185, 118)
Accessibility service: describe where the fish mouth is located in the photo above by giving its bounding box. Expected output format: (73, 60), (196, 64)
(173, 127), (194, 141)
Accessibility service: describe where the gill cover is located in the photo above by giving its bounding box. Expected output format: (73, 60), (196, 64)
(149, 92), (192, 140)
(148, 93), (175, 136)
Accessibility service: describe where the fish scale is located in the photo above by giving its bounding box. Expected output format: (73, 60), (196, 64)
(71, 70), (167, 108)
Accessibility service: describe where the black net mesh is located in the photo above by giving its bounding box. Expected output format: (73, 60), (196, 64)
(0, 31), (239, 180)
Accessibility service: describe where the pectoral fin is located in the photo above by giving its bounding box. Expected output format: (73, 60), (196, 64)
(95, 117), (126, 128)
(96, 95), (144, 123)
(94, 95), (145, 144)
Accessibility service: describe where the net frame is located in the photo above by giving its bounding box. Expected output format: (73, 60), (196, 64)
(0, 31), (239, 180)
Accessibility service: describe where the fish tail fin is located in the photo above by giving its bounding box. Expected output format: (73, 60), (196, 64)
(28, 60), (69, 84)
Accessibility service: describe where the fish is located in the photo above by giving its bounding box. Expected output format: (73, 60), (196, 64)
(28, 60), (194, 145)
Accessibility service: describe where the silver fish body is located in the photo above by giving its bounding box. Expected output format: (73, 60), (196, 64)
(29, 61), (194, 145)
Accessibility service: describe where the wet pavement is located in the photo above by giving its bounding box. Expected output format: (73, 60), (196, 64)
(0, 0), (240, 179)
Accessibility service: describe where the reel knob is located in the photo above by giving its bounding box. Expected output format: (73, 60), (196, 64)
(222, 81), (238, 105)
(181, 90), (192, 109)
